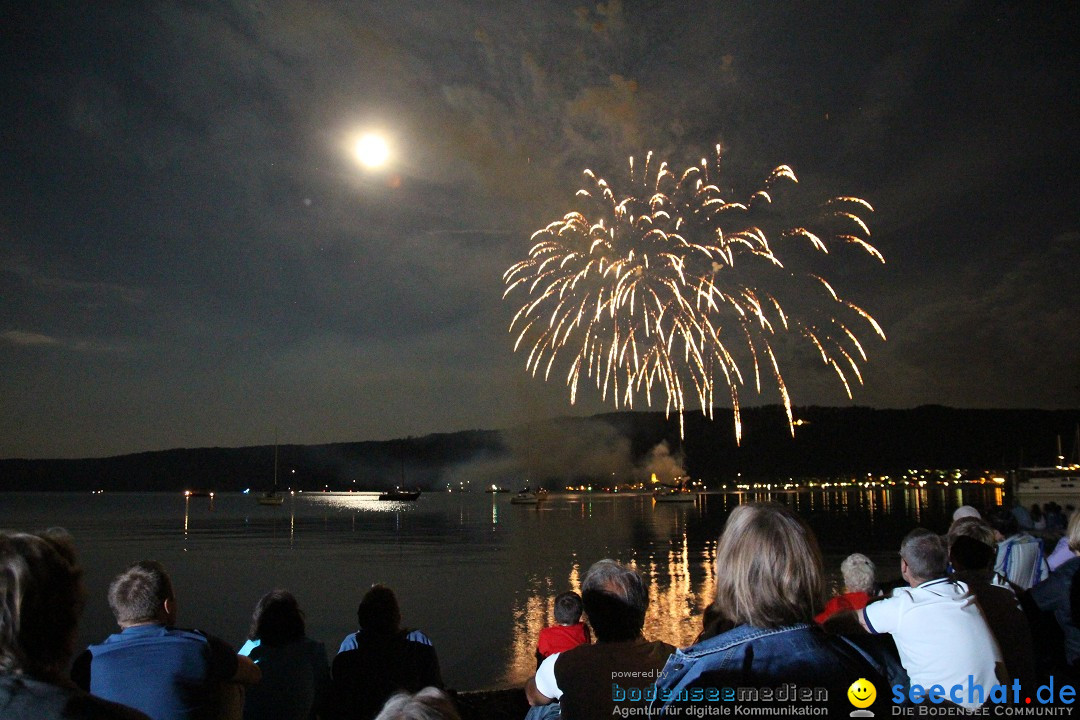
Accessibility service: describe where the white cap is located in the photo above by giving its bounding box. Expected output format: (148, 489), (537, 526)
(952, 505), (981, 522)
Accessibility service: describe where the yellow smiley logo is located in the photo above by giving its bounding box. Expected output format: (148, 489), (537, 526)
(848, 678), (876, 709)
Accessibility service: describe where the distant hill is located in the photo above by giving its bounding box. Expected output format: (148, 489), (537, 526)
(1, 406), (1078, 492)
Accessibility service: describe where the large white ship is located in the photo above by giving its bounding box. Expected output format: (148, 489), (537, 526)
(1013, 428), (1080, 508)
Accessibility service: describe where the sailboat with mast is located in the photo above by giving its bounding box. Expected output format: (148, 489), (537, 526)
(258, 438), (286, 506)
(378, 459), (421, 501)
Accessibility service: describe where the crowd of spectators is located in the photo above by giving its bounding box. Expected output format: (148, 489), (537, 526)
(4, 499), (1080, 720)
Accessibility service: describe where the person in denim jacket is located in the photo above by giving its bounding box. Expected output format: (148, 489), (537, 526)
(650, 503), (883, 715)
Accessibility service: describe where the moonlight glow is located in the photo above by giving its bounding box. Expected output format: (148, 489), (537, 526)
(353, 133), (390, 169)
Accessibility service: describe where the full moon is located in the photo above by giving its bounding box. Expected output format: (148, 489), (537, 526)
(353, 133), (390, 169)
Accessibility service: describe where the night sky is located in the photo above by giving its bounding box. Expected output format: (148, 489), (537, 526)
(2, 1), (1077, 459)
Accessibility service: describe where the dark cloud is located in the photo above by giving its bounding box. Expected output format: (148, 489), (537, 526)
(877, 231), (1080, 408)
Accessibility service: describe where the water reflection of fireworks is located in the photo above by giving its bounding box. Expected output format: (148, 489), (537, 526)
(504, 146), (885, 442)
(501, 537), (715, 687)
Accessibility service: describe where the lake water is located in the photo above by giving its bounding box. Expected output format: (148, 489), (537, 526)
(0, 486), (1005, 690)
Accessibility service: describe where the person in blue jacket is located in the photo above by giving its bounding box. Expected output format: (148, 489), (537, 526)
(651, 503), (883, 715)
(73, 560), (261, 720)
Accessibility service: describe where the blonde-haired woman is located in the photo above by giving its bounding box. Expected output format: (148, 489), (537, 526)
(652, 503), (882, 714)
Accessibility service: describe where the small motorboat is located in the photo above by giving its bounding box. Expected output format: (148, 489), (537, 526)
(258, 491), (285, 506)
(510, 488), (549, 505)
(653, 485), (696, 503)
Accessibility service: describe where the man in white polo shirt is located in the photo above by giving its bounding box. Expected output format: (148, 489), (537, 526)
(859, 529), (1003, 711)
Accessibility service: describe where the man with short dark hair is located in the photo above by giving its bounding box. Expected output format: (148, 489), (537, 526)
(329, 584), (442, 720)
(859, 529), (1001, 710)
(525, 560), (674, 720)
(73, 560), (260, 720)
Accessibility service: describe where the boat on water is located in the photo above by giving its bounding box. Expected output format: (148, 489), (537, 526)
(652, 474), (697, 503)
(379, 488), (421, 501)
(184, 489), (214, 498)
(258, 491), (285, 506)
(257, 438), (285, 506)
(510, 488), (549, 505)
(653, 486), (696, 503)
(379, 460), (421, 501)
(1013, 467), (1080, 508)
(1014, 428), (1080, 508)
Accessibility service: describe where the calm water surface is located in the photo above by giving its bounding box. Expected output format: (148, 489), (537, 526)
(0, 487), (1004, 689)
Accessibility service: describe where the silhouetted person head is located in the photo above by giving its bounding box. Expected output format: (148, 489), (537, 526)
(375, 687), (460, 720)
(949, 536), (996, 572)
(947, 517), (997, 572)
(108, 560), (175, 627)
(357, 584), (402, 635)
(248, 589), (306, 646)
(900, 528), (948, 585)
(580, 560), (648, 642)
(553, 591), (584, 626)
(989, 510), (1019, 538)
(711, 503), (825, 628)
(0, 529), (84, 681)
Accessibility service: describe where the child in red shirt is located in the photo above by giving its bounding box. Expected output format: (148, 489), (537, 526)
(536, 591), (590, 664)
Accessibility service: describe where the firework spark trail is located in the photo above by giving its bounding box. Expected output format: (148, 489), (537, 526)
(503, 145), (886, 443)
